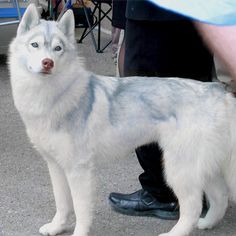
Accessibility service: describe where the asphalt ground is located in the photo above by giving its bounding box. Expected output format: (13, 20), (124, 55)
(1, 22), (236, 236)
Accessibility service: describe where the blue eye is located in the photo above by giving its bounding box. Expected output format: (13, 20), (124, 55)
(31, 42), (39, 48)
(54, 46), (62, 51)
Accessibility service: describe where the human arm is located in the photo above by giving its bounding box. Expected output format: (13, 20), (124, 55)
(195, 23), (236, 81)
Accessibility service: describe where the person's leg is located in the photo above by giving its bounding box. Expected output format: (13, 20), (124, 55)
(110, 19), (213, 219)
(110, 20), (180, 219)
(123, 19), (178, 203)
(117, 31), (125, 77)
(111, 26), (121, 64)
(136, 143), (176, 202)
(111, 0), (127, 75)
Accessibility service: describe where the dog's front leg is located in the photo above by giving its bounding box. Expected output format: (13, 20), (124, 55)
(39, 159), (73, 236)
(65, 161), (94, 236)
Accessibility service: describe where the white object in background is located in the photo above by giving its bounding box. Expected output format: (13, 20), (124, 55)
(148, 0), (236, 25)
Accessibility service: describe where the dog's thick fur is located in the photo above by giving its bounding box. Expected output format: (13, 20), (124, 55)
(9, 4), (236, 236)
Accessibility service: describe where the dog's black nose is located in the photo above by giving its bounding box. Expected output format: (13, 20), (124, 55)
(42, 58), (54, 70)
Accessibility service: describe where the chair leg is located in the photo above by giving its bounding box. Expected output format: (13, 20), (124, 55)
(94, 1), (112, 52)
(14, 0), (22, 21)
(77, 28), (88, 43)
(81, 1), (98, 51)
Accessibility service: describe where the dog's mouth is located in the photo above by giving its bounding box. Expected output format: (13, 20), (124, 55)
(40, 69), (52, 75)
(28, 66), (52, 75)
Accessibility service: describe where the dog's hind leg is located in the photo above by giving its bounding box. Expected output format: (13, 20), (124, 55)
(197, 175), (228, 230)
(159, 151), (203, 236)
(39, 159), (73, 236)
(65, 160), (94, 236)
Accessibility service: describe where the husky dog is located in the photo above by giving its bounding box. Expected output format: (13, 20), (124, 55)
(9, 4), (236, 236)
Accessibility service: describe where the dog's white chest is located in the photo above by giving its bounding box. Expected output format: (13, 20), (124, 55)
(27, 125), (74, 162)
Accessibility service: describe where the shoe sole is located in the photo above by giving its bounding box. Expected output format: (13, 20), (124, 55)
(109, 201), (208, 221)
(109, 201), (179, 221)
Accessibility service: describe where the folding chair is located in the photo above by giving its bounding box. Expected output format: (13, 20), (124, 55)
(57, 0), (112, 53)
(77, 0), (112, 53)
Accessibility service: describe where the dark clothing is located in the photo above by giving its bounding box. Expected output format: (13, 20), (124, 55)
(136, 144), (177, 203)
(124, 2), (213, 202)
(112, 0), (127, 29)
(124, 19), (213, 80)
(126, 0), (185, 21)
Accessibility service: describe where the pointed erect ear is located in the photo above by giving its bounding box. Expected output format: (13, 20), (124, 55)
(17, 4), (40, 36)
(57, 10), (75, 41)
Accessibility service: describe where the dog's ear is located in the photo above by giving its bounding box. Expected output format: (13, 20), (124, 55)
(17, 4), (40, 36)
(57, 10), (75, 41)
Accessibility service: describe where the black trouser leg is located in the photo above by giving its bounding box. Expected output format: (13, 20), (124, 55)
(136, 143), (177, 202)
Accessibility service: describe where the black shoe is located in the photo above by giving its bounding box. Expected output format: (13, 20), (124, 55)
(109, 189), (179, 220)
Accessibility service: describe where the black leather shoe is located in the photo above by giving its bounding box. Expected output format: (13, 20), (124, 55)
(109, 189), (179, 220)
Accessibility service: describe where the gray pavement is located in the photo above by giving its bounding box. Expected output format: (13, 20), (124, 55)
(1, 29), (236, 236)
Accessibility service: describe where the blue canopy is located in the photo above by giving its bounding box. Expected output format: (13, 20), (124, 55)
(148, 0), (236, 25)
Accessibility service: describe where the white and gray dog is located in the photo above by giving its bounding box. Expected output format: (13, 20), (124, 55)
(9, 4), (236, 236)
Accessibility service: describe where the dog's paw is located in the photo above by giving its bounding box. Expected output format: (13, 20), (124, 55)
(159, 232), (185, 236)
(197, 218), (213, 230)
(70, 228), (88, 236)
(39, 222), (67, 236)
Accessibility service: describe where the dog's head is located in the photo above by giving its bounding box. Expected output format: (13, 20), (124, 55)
(9, 4), (77, 76)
